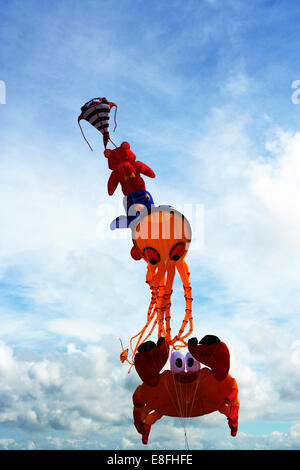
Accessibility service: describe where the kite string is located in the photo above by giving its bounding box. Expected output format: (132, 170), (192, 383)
(108, 137), (118, 148)
(169, 368), (190, 449)
(154, 319), (190, 449)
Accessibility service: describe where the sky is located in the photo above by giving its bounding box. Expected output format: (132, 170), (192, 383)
(0, 0), (300, 451)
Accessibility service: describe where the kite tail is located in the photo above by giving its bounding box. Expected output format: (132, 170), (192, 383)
(78, 118), (93, 152)
(113, 105), (117, 132)
(109, 102), (118, 132)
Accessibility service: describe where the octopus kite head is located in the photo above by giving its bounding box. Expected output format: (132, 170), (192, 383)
(131, 206), (191, 267)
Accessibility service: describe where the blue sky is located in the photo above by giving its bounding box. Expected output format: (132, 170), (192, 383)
(0, 0), (300, 450)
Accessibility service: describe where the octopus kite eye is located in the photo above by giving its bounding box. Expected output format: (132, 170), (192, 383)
(169, 242), (186, 261)
(170, 351), (185, 372)
(143, 247), (160, 265)
(144, 193), (151, 201)
(185, 352), (201, 372)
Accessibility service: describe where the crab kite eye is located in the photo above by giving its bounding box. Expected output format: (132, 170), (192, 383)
(143, 247), (160, 265)
(169, 242), (186, 261)
(185, 352), (201, 372)
(170, 351), (185, 372)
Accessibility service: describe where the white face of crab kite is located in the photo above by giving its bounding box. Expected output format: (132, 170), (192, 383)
(170, 350), (201, 372)
(170, 350), (201, 384)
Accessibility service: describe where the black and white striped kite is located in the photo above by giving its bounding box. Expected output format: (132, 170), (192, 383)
(78, 97), (117, 150)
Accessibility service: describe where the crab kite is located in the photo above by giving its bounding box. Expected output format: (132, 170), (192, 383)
(133, 336), (239, 444)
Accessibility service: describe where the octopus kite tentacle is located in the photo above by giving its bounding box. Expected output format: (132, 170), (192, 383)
(172, 259), (193, 349)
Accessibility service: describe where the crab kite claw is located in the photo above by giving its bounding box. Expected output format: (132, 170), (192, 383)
(227, 403), (239, 437)
(134, 337), (169, 387)
(188, 335), (230, 381)
(133, 403), (152, 445)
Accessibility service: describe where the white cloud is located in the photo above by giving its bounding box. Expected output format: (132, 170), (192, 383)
(184, 108), (300, 318)
(222, 68), (251, 98)
(0, 342), (15, 374)
(0, 439), (16, 450)
(0, 341), (130, 440)
(28, 360), (62, 388)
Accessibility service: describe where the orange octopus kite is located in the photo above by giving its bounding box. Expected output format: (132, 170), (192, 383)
(121, 206), (193, 366)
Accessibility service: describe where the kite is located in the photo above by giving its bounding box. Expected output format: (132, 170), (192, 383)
(110, 189), (155, 230)
(121, 205), (193, 366)
(104, 141), (155, 196)
(78, 97), (117, 150)
(133, 336), (239, 444)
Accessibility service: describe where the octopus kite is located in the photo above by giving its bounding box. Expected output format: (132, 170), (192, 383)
(121, 205), (193, 366)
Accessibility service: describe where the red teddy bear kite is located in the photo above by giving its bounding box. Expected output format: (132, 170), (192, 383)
(104, 142), (155, 196)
